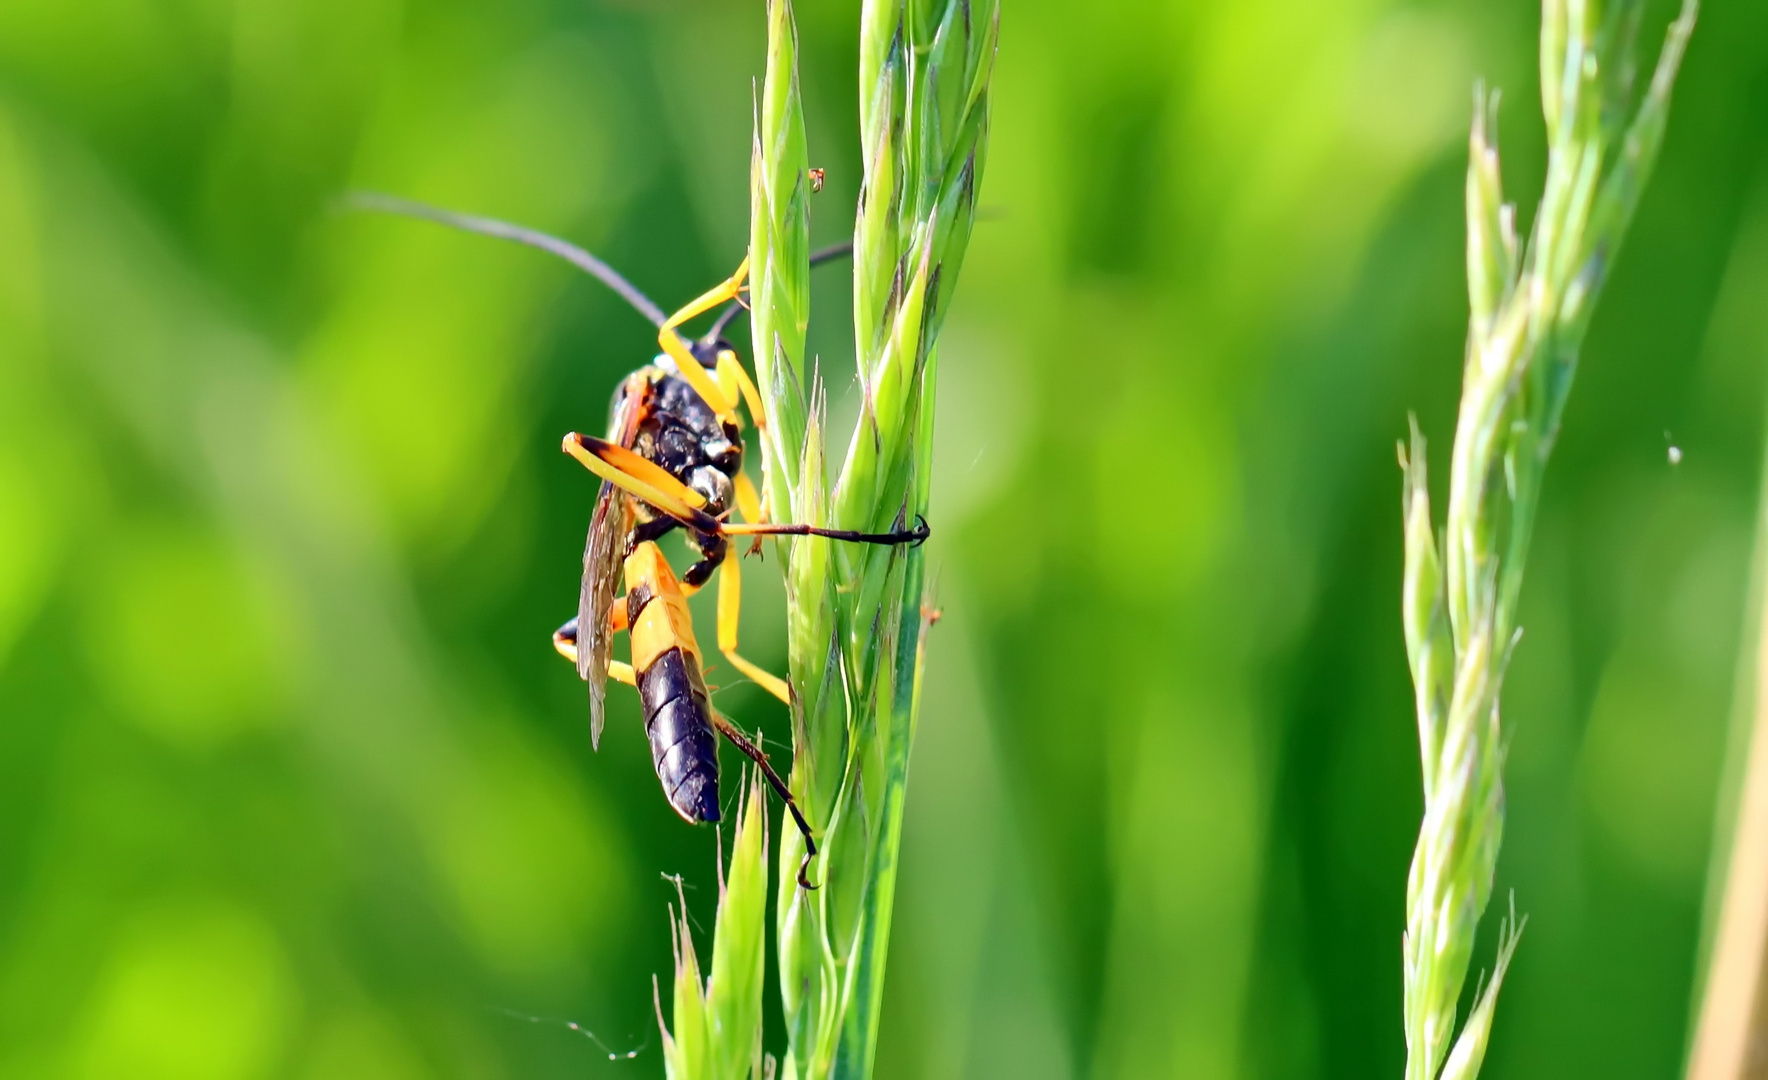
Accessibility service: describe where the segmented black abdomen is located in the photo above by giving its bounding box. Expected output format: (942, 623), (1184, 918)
(638, 646), (721, 824)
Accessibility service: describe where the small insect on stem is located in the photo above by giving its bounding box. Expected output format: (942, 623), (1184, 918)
(808, 167), (825, 193)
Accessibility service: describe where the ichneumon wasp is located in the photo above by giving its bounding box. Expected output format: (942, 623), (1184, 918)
(354, 193), (927, 887)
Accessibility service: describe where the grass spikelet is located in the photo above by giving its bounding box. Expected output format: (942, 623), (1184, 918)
(660, 769), (770, 1080)
(1398, 4), (1698, 1079)
(748, 1), (994, 1078)
(654, 0), (995, 1076)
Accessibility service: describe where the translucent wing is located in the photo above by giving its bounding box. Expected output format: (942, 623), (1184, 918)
(578, 482), (632, 747)
(577, 373), (650, 748)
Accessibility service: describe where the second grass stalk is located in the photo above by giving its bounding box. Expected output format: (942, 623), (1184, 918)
(1399, 3), (1698, 1078)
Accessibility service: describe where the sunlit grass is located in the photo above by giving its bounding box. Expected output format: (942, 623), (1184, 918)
(661, 771), (770, 1080)
(657, 0), (995, 1076)
(1398, 3), (1699, 1078)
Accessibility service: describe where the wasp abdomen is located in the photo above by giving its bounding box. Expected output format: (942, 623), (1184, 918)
(637, 643), (721, 823)
(625, 539), (721, 823)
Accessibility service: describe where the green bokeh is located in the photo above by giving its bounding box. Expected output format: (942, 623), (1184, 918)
(1, 1), (1763, 1078)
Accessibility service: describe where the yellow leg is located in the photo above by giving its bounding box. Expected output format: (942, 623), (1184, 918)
(715, 348), (769, 435)
(664, 256), (750, 332)
(566, 420), (927, 554)
(717, 350), (774, 553)
(658, 260), (750, 424)
(563, 433), (723, 535)
(734, 470), (765, 528)
(608, 660), (637, 686)
(731, 473), (767, 558)
(716, 551), (792, 705)
(552, 621), (580, 665)
(551, 605), (630, 666)
(713, 347), (741, 409)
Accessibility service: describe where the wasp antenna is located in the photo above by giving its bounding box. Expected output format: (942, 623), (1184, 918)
(704, 297), (746, 345)
(810, 240), (855, 268)
(344, 191), (669, 329)
(700, 240), (857, 345)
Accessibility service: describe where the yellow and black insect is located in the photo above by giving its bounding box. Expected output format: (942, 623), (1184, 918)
(355, 194), (926, 886)
(552, 539), (814, 859)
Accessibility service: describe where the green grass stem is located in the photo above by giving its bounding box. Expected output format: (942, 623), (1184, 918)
(1399, 3), (1698, 1078)
(657, 2), (995, 1078)
(660, 771), (770, 1080)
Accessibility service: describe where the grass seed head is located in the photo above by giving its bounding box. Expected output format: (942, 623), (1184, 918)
(1400, 4), (1697, 1079)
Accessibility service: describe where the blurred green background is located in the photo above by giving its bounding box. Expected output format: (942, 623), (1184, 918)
(1, 0), (1765, 1077)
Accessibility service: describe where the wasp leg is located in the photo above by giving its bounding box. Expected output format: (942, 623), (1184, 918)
(722, 515), (931, 547)
(714, 548), (792, 705)
(658, 260), (750, 424)
(563, 433), (724, 535)
(733, 471), (767, 556)
(733, 470), (765, 525)
(714, 477), (789, 697)
(551, 606), (631, 667)
(630, 515), (678, 549)
(552, 617), (580, 664)
(714, 348), (769, 435)
(711, 349), (772, 543)
(710, 713), (818, 890)
(567, 432), (928, 552)
(678, 535), (732, 600)
(701, 241), (854, 345)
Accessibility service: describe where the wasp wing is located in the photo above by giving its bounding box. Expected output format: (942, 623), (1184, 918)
(578, 481), (632, 747)
(576, 373), (650, 748)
